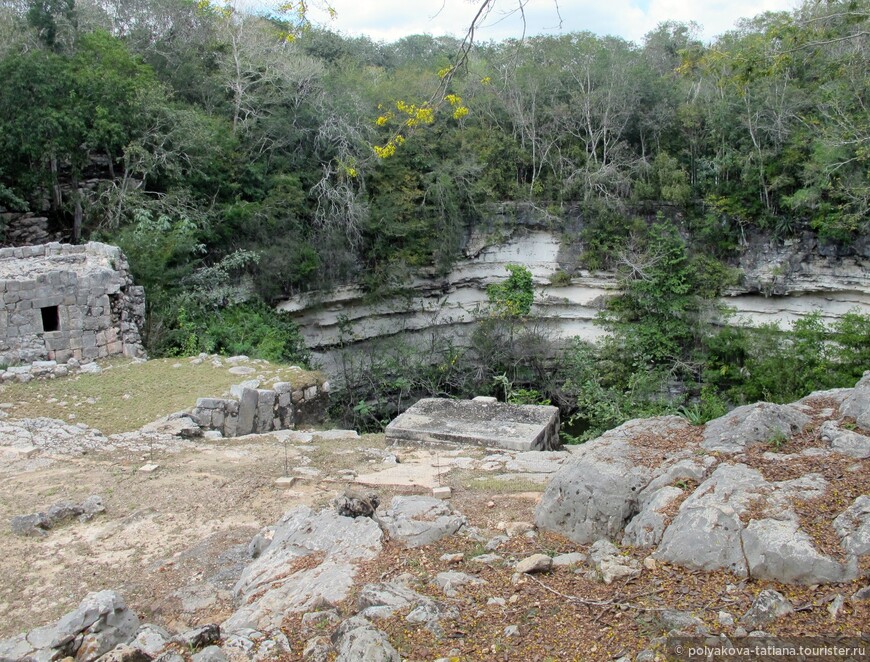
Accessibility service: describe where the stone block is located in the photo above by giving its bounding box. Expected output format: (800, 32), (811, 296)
(237, 388), (259, 436)
(255, 389), (277, 433)
(385, 398), (561, 451)
(432, 486), (452, 499)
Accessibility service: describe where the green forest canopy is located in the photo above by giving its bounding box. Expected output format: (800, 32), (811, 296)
(1, 0), (868, 432)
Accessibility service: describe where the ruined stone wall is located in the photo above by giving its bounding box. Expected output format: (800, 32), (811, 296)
(0, 242), (145, 366)
(192, 379), (329, 437)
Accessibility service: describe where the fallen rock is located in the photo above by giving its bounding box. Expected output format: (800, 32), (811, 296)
(174, 624), (220, 650)
(375, 496), (465, 548)
(655, 609), (707, 635)
(551, 552), (586, 567)
(515, 554), (553, 574)
(702, 402), (810, 453)
(46, 500), (85, 524)
(80, 495), (106, 522)
(587, 540), (640, 584)
(335, 489), (380, 519)
(331, 617), (400, 662)
(432, 572), (485, 597)
(52, 590), (139, 661)
(129, 624), (170, 657)
(10, 511), (51, 537)
(740, 590), (794, 629)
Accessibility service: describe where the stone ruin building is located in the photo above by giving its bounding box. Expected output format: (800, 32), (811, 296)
(0, 242), (145, 366)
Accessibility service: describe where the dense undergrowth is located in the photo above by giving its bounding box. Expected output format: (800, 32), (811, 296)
(0, 0), (867, 434)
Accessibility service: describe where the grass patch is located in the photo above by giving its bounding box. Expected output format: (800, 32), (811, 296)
(463, 475), (546, 494)
(0, 357), (321, 435)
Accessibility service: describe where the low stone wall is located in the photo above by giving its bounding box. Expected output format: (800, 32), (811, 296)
(0, 357), (106, 383)
(192, 379), (329, 437)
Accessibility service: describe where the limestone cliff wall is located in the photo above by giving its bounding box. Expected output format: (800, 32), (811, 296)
(278, 219), (870, 379)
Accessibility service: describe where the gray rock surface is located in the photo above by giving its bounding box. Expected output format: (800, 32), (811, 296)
(335, 489), (380, 519)
(742, 517), (848, 584)
(654, 464), (766, 576)
(536, 416), (693, 543)
(375, 496), (465, 548)
(224, 506), (382, 633)
(740, 590), (794, 629)
(551, 552), (587, 567)
(331, 617), (400, 662)
(622, 486), (684, 548)
(10, 511), (51, 537)
(833, 495), (870, 559)
(190, 645), (227, 662)
(431, 572), (486, 597)
(49, 590), (139, 661)
(174, 624), (220, 650)
(587, 540), (640, 584)
(515, 554), (553, 574)
(129, 624), (170, 657)
(820, 421), (870, 458)
(302, 636), (333, 662)
(702, 402), (810, 453)
(840, 372), (870, 428)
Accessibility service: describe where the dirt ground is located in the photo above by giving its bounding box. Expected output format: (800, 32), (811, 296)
(0, 425), (544, 641)
(1, 363), (867, 661)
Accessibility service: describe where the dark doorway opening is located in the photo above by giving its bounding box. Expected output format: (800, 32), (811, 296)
(41, 305), (59, 332)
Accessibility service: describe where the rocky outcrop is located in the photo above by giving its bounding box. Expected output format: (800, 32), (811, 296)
(375, 496), (466, 548)
(534, 416), (703, 543)
(702, 403), (810, 453)
(0, 590), (139, 662)
(278, 222), (870, 381)
(536, 374), (870, 585)
(10, 495), (104, 537)
(224, 506), (383, 633)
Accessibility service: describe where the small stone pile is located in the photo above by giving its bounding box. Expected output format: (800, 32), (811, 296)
(10, 494), (105, 537)
(0, 357), (107, 383)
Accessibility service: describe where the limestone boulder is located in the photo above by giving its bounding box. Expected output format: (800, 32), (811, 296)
(331, 617), (399, 662)
(740, 590), (794, 629)
(375, 496), (465, 548)
(820, 421), (870, 459)
(702, 402), (810, 453)
(841, 371), (870, 429)
(587, 540), (640, 584)
(535, 416), (697, 544)
(53, 591), (140, 661)
(224, 506), (382, 633)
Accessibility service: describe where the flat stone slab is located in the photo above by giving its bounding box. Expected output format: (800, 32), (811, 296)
(385, 398), (560, 452)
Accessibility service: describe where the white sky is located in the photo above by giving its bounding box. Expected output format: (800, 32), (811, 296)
(303, 0), (800, 45)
